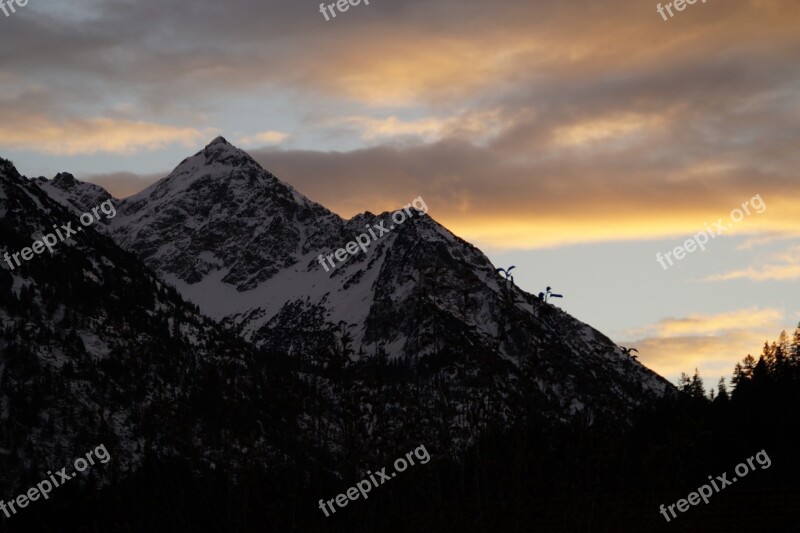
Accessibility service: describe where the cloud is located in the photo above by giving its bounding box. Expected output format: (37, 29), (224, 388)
(236, 130), (289, 147)
(704, 264), (800, 282)
(335, 116), (448, 142)
(629, 333), (767, 384)
(91, 133), (800, 250)
(735, 233), (797, 250)
(622, 308), (785, 338)
(4, 0), (799, 116)
(0, 114), (214, 155)
(248, 141), (800, 250)
(616, 307), (789, 383)
(3, 0), (798, 250)
(552, 112), (665, 148)
(702, 244), (800, 281)
(329, 110), (508, 144)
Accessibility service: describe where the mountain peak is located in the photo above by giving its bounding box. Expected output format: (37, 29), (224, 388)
(201, 135), (250, 164)
(0, 157), (18, 180)
(207, 135), (230, 147)
(110, 135), (342, 290)
(33, 171), (112, 213)
(53, 172), (78, 188)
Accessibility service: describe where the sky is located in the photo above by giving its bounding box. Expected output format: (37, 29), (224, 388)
(1, 0), (798, 385)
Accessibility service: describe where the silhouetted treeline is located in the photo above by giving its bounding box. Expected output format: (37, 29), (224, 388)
(3, 326), (800, 532)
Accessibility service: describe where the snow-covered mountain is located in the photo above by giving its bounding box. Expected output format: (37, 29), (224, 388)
(32, 137), (672, 425)
(0, 157), (307, 495)
(111, 137), (344, 291)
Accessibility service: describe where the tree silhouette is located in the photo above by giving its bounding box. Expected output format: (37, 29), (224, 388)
(496, 266), (516, 286)
(715, 377), (729, 402)
(791, 322), (800, 376)
(679, 368), (706, 400)
(539, 286), (563, 303)
(494, 267), (521, 352)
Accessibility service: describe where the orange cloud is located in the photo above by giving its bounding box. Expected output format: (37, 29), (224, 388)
(236, 131), (289, 147)
(616, 307), (789, 382)
(630, 333), (769, 384)
(311, 34), (522, 107)
(622, 308), (785, 337)
(434, 204), (788, 251)
(296, 1), (800, 108)
(0, 114), (213, 155)
(552, 113), (666, 147)
(246, 142), (800, 251)
(337, 116), (447, 142)
(332, 110), (508, 144)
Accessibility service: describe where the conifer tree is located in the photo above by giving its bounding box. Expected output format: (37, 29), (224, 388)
(678, 372), (691, 393)
(791, 323), (800, 369)
(731, 362), (746, 390)
(752, 355), (770, 385)
(689, 368), (706, 400)
(777, 330), (791, 355)
(774, 330), (790, 381)
(762, 341), (777, 374)
(716, 377), (729, 402)
(742, 354), (756, 378)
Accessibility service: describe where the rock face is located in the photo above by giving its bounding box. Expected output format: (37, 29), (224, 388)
(34, 172), (112, 218)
